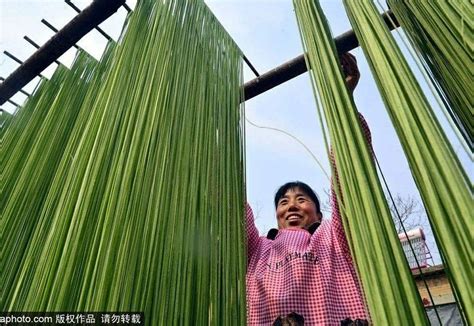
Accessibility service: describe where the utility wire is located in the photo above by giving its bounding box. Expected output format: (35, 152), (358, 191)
(245, 116), (330, 181)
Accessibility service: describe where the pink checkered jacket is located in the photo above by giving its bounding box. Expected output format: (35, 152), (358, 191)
(246, 115), (372, 325)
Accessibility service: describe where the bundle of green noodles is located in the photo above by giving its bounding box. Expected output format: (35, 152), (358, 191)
(293, 0), (428, 323)
(2, 51), (103, 308)
(388, 0), (473, 149)
(3, 1), (246, 324)
(343, 1), (472, 323)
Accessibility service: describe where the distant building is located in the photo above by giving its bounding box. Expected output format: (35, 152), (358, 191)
(398, 227), (431, 269)
(413, 265), (462, 325)
(413, 265), (455, 307)
(398, 228), (462, 324)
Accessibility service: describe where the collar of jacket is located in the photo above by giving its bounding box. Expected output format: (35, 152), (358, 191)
(266, 221), (321, 240)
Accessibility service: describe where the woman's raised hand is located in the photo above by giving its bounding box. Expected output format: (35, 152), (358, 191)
(340, 52), (360, 95)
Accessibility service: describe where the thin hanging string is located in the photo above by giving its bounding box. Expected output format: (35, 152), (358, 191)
(245, 116), (331, 181)
(373, 152), (442, 325)
(376, 0), (470, 156)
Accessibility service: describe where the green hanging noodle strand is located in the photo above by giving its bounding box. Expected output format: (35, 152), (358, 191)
(1, 51), (105, 308)
(342, 1), (472, 324)
(1, 78), (48, 155)
(387, 0), (473, 149)
(3, 1), (246, 324)
(2, 76), (59, 202)
(0, 110), (13, 137)
(293, 0), (428, 324)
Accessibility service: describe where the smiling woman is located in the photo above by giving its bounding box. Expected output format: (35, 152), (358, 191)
(275, 181), (322, 230)
(244, 52), (372, 325)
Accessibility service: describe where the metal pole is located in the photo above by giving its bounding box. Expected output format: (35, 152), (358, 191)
(243, 55), (260, 77)
(65, 0), (113, 41)
(41, 19), (80, 50)
(4, 51), (46, 79)
(0, 5), (397, 106)
(0, 0), (125, 105)
(1, 77), (31, 97)
(123, 3), (132, 13)
(24, 36), (41, 49)
(24, 36), (61, 65)
(242, 10), (399, 101)
(6, 98), (20, 107)
(4, 51), (24, 65)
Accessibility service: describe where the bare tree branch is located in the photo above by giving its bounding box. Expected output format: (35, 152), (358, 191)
(388, 194), (426, 233)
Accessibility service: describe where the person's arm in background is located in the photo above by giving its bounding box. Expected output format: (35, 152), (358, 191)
(331, 53), (374, 254)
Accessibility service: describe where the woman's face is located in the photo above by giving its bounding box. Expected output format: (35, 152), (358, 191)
(276, 187), (321, 230)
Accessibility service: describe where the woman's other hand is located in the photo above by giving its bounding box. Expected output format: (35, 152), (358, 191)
(340, 52), (360, 95)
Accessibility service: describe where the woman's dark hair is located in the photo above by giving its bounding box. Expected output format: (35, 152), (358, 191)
(274, 181), (321, 214)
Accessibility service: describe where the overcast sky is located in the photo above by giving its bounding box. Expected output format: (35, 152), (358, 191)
(1, 0), (472, 264)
